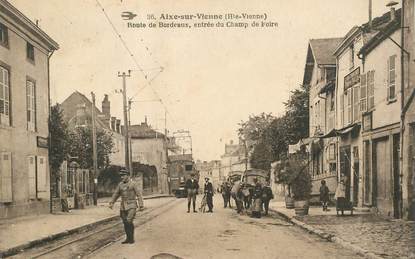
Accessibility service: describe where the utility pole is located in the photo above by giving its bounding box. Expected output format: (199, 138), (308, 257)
(91, 92), (98, 206)
(128, 99), (133, 176)
(118, 70), (132, 175)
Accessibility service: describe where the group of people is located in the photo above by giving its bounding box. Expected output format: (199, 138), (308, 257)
(185, 173), (214, 213)
(223, 178), (274, 218)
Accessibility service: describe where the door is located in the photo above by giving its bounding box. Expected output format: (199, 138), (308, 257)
(392, 134), (402, 218)
(353, 147), (359, 206)
(340, 146), (351, 202)
(373, 139), (393, 216)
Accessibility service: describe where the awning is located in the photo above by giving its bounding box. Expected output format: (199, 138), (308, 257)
(319, 128), (337, 139)
(288, 137), (315, 154)
(337, 123), (360, 136)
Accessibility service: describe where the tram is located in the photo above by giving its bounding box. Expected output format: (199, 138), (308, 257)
(168, 154), (199, 198)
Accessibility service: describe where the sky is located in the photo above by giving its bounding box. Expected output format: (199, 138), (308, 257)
(9, 0), (399, 161)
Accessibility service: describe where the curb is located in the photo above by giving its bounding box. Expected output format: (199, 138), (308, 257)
(270, 208), (384, 259)
(0, 195), (173, 258)
(0, 214), (119, 258)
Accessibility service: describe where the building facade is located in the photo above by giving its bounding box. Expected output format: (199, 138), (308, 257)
(0, 0), (59, 218)
(303, 37), (343, 202)
(130, 121), (169, 195)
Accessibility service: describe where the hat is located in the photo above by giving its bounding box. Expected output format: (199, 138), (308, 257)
(190, 173), (195, 176)
(119, 168), (129, 176)
(205, 177), (209, 180)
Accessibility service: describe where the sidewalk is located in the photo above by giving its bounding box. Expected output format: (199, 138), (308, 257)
(269, 201), (415, 259)
(0, 194), (172, 257)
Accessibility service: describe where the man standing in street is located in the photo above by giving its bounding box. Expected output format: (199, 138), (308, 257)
(109, 168), (144, 244)
(204, 177), (214, 213)
(185, 173), (199, 213)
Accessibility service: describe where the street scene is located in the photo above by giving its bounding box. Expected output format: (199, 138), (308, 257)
(1, 0), (415, 258)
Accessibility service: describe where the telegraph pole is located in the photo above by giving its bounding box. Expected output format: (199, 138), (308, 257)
(128, 99), (133, 176)
(91, 92), (98, 206)
(118, 71), (132, 175)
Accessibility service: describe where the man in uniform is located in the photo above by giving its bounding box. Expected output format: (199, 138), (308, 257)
(109, 168), (144, 244)
(185, 173), (199, 213)
(204, 177), (214, 213)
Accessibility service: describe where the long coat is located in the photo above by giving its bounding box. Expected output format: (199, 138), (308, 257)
(111, 180), (144, 210)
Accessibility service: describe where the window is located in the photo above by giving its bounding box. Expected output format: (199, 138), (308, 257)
(185, 164), (193, 171)
(0, 23), (8, 47)
(349, 45), (355, 69)
(367, 70), (375, 109)
(360, 73), (367, 112)
(346, 88), (352, 125)
(0, 66), (10, 126)
(328, 144), (336, 161)
(353, 85), (360, 122)
(26, 80), (36, 131)
(388, 55), (396, 101)
(0, 152), (12, 202)
(26, 42), (35, 62)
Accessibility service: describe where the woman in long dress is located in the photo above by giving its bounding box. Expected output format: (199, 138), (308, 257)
(251, 178), (263, 218)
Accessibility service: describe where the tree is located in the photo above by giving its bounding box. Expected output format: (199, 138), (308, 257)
(249, 84), (309, 168)
(67, 126), (114, 170)
(238, 112), (275, 152)
(49, 104), (69, 176)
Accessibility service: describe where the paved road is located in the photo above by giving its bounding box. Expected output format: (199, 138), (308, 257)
(89, 196), (363, 259)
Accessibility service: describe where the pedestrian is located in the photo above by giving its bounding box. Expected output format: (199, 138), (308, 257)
(231, 181), (244, 214)
(109, 168), (144, 244)
(251, 178), (263, 218)
(261, 182), (274, 216)
(185, 173), (199, 213)
(204, 177), (214, 213)
(221, 181), (231, 208)
(61, 185), (70, 213)
(320, 180), (330, 211)
(335, 179), (346, 216)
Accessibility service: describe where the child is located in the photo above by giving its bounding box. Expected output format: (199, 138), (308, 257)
(319, 180), (330, 211)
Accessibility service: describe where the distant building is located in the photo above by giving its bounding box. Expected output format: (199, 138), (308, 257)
(195, 160), (221, 189)
(220, 140), (247, 180)
(61, 91), (125, 167)
(129, 120), (169, 195)
(0, 0), (59, 219)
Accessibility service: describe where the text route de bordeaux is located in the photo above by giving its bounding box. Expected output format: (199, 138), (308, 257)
(127, 13), (278, 29)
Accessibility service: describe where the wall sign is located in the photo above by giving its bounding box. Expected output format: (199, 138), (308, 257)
(344, 67), (360, 90)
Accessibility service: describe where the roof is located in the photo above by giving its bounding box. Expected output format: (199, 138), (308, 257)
(359, 9), (401, 56)
(309, 38), (344, 65)
(303, 37), (343, 85)
(0, 0), (59, 51)
(129, 123), (165, 139)
(334, 8), (401, 56)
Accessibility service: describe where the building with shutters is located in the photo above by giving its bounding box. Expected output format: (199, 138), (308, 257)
(333, 6), (403, 217)
(0, 0), (59, 218)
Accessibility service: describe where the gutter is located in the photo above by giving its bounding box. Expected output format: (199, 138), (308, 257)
(48, 49), (55, 214)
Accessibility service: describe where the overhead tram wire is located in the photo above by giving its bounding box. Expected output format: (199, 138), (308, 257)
(94, 0), (179, 131)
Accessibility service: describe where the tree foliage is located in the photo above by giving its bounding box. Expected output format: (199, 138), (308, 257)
(67, 126), (114, 170)
(49, 104), (69, 175)
(247, 85), (310, 169)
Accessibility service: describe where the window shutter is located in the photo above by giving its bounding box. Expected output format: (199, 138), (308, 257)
(36, 156), (47, 192)
(0, 152), (12, 202)
(388, 56), (396, 100)
(368, 71), (375, 109)
(360, 73), (367, 112)
(28, 156), (36, 199)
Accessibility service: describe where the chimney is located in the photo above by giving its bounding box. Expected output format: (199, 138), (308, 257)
(145, 116), (148, 125)
(386, 1), (398, 21)
(116, 119), (121, 133)
(102, 94), (110, 118)
(111, 117), (116, 131)
(101, 94), (111, 127)
(368, 0), (372, 29)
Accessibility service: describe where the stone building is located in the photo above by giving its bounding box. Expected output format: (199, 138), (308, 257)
(129, 120), (169, 195)
(0, 0), (59, 218)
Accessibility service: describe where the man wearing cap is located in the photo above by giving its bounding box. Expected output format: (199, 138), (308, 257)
(109, 168), (144, 244)
(185, 173), (199, 213)
(204, 177), (214, 213)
